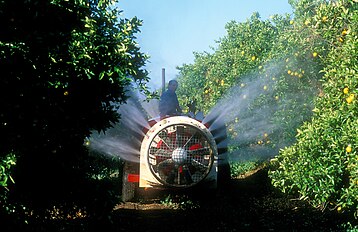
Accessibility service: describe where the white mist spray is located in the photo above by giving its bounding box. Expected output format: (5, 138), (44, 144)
(204, 60), (317, 162)
(87, 59), (317, 164)
(88, 90), (153, 163)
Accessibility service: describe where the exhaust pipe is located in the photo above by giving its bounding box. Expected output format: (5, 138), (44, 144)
(162, 68), (165, 94)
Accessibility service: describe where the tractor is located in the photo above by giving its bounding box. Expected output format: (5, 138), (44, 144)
(121, 111), (230, 202)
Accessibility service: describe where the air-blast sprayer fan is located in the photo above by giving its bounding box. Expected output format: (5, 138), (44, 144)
(140, 116), (218, 188)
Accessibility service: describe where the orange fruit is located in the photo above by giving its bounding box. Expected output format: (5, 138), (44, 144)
(346, 94), (355, 104)
(346, 145), (352, 153)
(343, 87), (349, 94)
(346, 97), (353, 103)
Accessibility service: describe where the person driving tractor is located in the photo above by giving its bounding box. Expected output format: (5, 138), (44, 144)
(159, 79), (182, 117)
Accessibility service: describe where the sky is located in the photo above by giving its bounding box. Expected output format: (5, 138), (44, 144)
(116, 0), (293, 90)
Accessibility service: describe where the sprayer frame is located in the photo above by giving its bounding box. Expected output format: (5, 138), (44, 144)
(121, 113), (230, 202)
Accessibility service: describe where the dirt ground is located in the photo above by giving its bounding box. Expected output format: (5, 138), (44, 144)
(109, 168), (350, 232)
(4, 167), (352, 232)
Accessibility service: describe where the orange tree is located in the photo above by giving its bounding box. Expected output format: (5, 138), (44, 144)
(177, 11), (321, 161)
(177, 0), (357, 223)
(269, 0), (358, 221)
(178, 13), (280, 113)
(0, 0), (150, 218)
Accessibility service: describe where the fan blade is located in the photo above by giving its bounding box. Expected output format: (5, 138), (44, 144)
(175, 126), (185, 147)
(187, 147), (210, 156)
(182, 165), (193, 184)
(176, 166), (181, 185)
(157, 129), (175, 150)
(191, 159), (209, 171)
(152, 148), (172, 158)
(156, 159), (178, 184)
(183, 131), (199, 148)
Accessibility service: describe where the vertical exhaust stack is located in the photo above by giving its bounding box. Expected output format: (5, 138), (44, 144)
(162, 68), (165, 94)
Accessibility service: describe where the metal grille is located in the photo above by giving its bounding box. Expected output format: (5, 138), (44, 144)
(147, 124), (214, 187)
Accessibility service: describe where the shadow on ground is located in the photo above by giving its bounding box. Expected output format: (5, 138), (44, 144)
(109, 168), (350, 232)
(3, 167), (353, 232)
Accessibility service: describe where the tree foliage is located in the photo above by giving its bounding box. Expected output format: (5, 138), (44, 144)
(177, 12), (320, 160)
(269, 0), (357, 219)
(176, 0), (357, 221)
(0, 0), (149, 216)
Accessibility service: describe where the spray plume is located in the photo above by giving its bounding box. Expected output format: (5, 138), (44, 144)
(204, 60), (317, 162)
(87, 59), (317, 164)
(88, 90), (155, 163)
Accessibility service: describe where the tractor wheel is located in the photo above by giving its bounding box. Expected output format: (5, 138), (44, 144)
(121, 161), (139, 202)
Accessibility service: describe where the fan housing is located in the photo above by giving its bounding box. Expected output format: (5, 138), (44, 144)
(139, 116), (218, 189)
